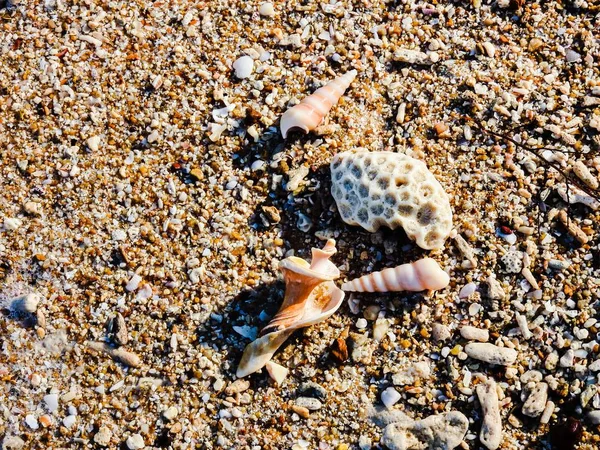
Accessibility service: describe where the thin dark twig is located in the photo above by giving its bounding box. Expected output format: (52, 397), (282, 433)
(464, 116), (600, 202)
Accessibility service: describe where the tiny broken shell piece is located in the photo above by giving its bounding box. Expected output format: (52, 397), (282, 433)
(341, 258), (449, 293)
(236, 240), (344, 378)
(265, 361), (288, 385)
(280, 70), (357, 138)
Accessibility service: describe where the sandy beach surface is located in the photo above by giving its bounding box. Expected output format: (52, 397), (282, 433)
(1, 0), (599, 449)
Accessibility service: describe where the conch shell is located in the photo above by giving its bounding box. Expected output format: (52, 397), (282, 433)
(280, 70), (357, 138)
(236, 239), (344, 378)
(341, 258), (449, 293)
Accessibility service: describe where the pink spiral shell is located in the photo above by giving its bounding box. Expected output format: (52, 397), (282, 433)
(280, 70), (357, 138)
(341, 258), (449, 293)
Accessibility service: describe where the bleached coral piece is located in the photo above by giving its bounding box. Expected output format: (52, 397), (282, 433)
(341, 258), (449, 293)
(330, 151), (453, 249)
(280, 70), (356, 138)
(236, 240), (344, 378)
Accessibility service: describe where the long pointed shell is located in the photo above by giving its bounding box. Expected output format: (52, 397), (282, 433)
(236, 240), (344, 378)
(341, 258), (449, 293)
(280, 70), (357, 138)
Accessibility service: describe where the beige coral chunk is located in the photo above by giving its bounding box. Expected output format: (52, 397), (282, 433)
(330, 151), (453, 250)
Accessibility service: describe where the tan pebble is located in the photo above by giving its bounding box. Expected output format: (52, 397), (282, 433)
(528, 38), (544, 52)
(24, 201), (42, 216)
(170, 422), (182, 433)
(292, 405), (310, 419)
(482, 42), (496, 57)
(37, 327), (46, 339)
(434, 122), (449, 137)
(225, 379), (250, 395)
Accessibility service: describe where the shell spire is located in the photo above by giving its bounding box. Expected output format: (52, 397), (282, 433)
(236, 240), (344, 378)
(280, 70), (357, 138)
(341, 258), (449, 293)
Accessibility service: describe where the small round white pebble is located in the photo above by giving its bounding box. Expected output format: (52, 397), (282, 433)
(356, 318), (368, 329)
(232, 56), (254, 79)
(126, 434), (145, 450)
(381, 387), (401, 409)
(259, 2), (275, 17)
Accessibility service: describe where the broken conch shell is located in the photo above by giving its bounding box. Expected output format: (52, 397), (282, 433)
(341, 258), (449, 293)
(280, 70), (357, 138)
(236, 239), (344, 378)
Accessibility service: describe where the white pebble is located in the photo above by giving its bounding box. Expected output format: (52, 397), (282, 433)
(459, 282), (477, 299)
(465, 343), (517, 365)
(232, 56), (254, 79)
(381, 387), (401, 409)
(3, 217), (22, 231)
(25, 414), (39, 430)
(87, 135), (101, 151)
(10, 293), (40, 313)
(460, 325), (489, 342)
(62, 415), (76, 428)
(44, 393), (59, 413)
(259, 2), (275, 17)
(356, 318), (368, 329)
(126, 434), (145, 450)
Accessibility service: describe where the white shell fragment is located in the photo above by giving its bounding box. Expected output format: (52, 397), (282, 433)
(236, 240), (344, 378)
(232, 56), (254, 79)
(476, 378), (502, 450)
(342, 258), (449, 293)
(265, 361), (288, 385)
(280, 70), (356, 138)
(330, 151), (453, 249)
(381, 411), (469, 450)
(465, 343), (517, 366)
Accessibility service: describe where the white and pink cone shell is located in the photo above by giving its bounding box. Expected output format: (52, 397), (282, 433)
(280, 70), (357, 138)
(342, 258), (450, 293)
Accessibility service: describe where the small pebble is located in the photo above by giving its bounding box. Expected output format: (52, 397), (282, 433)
(87, 135), (100, 151)
(162, 406), (178, 421)
(295, 397), (322, 411)
(62, 415), (76, 428)
(126, 434), (145, 450)
(232, 56), (254, 79)
(25, 415), (39, 430)
(265, 360), (288, 385)
(460, 325), (489, 342)
(94, 426), (113, 447)
(381, 387), (401, 409)
(43, 393), (59, 413)
(465, 343), (517, 366)
(356, 318), (368, 329)
(258, 2), (275, 17)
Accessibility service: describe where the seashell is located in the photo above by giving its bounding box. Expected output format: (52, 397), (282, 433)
(280, 70), (357, 138)
(341, 258), (449, 293)
(236, 239), (344, 378)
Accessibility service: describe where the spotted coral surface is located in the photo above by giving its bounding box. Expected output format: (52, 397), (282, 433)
(330, 151), (453, 250)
